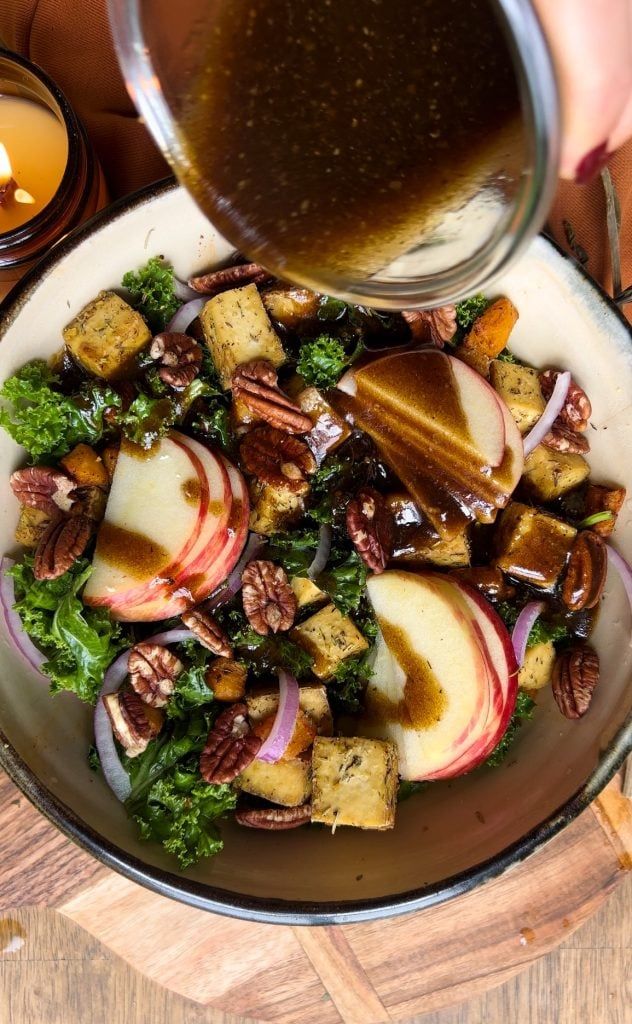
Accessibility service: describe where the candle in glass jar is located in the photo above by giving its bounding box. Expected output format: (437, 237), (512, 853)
(0, 95), (68, 233)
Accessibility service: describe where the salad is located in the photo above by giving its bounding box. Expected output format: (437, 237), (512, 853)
(1, 256), (630, 870)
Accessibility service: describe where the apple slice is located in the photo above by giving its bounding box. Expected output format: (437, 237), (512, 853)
(449, 355), (506, 467)
(187, 454), (250, 604)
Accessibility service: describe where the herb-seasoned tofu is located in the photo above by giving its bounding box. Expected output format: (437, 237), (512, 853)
(200, 283), (286, 388)
(247, 684), (333, 736)
(311, 736), (398, 830)
(519, 641), (556, 691)
(14, 506), (52, 548)
(248, 480), (305, 535)
(522, 446), (590, 502)
(458, 297), (519, 377)
(236, 757), (312, 807)
(494, 502), (576, 589)
(291, 575), (327, 610)
(489, 361), (545, 434)
(63, 291), (151, 381)
(296, 386), (351, 458)
(261, 285), (320, 330)
(392, 525), (470, 568)
(584, 484), (627, 537)
(290, 603), (369, 679)
(60, 444), (109, 489)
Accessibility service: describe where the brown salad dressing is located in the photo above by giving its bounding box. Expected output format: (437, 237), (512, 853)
(179, 0), (520, 281)
(181, 478), (202, 505)
(94, 522), (172, 580)
(366, 619), (447, 729)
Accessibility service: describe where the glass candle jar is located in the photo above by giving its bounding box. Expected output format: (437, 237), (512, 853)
(0, 49), (108, 301)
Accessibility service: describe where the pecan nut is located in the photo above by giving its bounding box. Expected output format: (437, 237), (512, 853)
(128, 642), (183, 707)
(552, 644), (599, 719)
(539, 370), (592, 432)
(241, 560), (297, 634)
(542, 422), (590, 455)
(584, 484), (626, 537)
(181, 606), (233, 657)
(103, 690), (164, 757)
(231, 360), (312, 434)
(402, 306), (457, 347)
(235, 804), (312, 830)
(188, 261), (273, 296)
(10, 466), (75, 516)
(33, 515), (92, 581)
(240, 426), (316, 492)
(199, 702), (261, 784)
(149, 332), (203, 389)
(561, 531), (607, 611)
(346, 487), (393, 573)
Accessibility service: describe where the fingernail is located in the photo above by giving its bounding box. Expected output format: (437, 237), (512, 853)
(575, 143), (610, 185)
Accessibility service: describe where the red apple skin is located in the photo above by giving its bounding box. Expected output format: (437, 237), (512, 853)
(189, 456), (250, 604)
(448, 354), (506, 468)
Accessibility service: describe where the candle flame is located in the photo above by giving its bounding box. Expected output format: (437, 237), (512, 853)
(0, 143), (11, 184)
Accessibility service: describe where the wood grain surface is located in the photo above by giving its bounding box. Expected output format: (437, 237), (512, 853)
(0, 769), (630, 1023)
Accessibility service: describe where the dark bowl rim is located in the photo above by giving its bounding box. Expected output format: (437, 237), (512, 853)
(0, 176), (631, 926)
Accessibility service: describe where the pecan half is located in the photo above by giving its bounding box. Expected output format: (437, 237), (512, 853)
(346, 487), (393, 573)
(33, 515), (92, 581)
(128, 642), (183, 707)
(11, 466), (75, 516)
(235, 804), (312, 830)
(231, 360), (312, 434)
(199, 702), (261, 784)
(539, 370), (592, 432)
(402, 306), (457, 347)
(242, 560), (297, 634)
(188, 262), (273, 296)
(584, 484), (626, 537)
(561, 531), (607, 611)
(542, 422), (590, 455)
(181, 606), (233, 657)
(149, 332), (203, 389)
(103, 689), (164, 757)
(552, 644), (599, 719)
(240, 426), (316, 492)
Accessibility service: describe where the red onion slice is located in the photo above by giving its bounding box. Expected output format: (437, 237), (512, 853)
(173, 276), (200, 302)
(94, 627), (195, 803)
(307, 525), (332, 579)
(511, 601), (546, 667)
(523, 371), (571, 456)
(256, 669), (300, 764)
(606, 545), (632, 617)
(166, 297), (206, 334)
(206, 533), (265, 610)
(0, 557), (46, 676)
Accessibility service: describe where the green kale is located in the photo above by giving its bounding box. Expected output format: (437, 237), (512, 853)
(87, 745), (101, 773)
(297, 334), (348, 389)
(167, 664), (214, 720)
(318, 552), (368, 615)
(0, 361), (121, 460)
(496, 602), (568, 648)
(455, 294), (488, 332)
(8, 558), (126, 704)
(496, 349), (520, 364)
(484, 691), (535, 768)
(192, 403), (234, 453)
(221, 609), (313, 680)
(121, 394), (176, 448)
(266, 528), (321, 578)
(317, 295), (349, 322)
(122, 256), (181, 333)
(326, 654), (373, 714)
(397, 780), (428, 802)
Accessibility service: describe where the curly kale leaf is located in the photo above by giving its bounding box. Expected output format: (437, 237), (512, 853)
(484, 691), (535, 768)
(318, 552), (368, 615)
(266, 528), (322, 578)
(120, 394), (177, 448)
(0, 361), (121, 460)
(326, 654), (374, 715)
(296, 333), (355, 389)
(496, 602), (568, 648)
(122, 256), (181, 333)
(167, 664), (215, 720)
(455, 294), (488, 332)
(7, 558), (126, 704)
(221, 609), (314, 680)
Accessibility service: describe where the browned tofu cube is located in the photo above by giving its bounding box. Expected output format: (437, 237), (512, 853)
(584, 484), (627, 537)
(489, 361), (545, 434)
(204, 659), (247, 702)
(236, 757), (312, 807)
(247, 684), (333, 736)
(199, 283), (286, 388)
(248, 480), (305, 535)
(494, 502), (576, 589)
(518, 641), (556, 691)
(459, 297), (519, 377)
(14, 506), (52, 548)
(291, 575), (327, 610)
(311, 736), (398, 830)
(60, 444), (109, 489)
(296, 386), (351, 459)
(74, 485), (107, 523)
(522, 446), (590, 502)
(63, 291), (151, 381)
(261, 285), (320, 330)
(290, 603), (369, 679)
(392, 525), (470, 568)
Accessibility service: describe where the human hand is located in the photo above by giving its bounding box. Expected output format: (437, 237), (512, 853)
(533, 0), (632, 181)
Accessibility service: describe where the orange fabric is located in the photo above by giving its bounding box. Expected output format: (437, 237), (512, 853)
(1, 0), (631, 320)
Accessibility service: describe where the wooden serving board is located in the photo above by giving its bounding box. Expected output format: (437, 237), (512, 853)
(0, 768), (630, 1024)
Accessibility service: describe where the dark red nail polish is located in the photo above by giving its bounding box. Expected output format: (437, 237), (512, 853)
(575, 142), (610, 185)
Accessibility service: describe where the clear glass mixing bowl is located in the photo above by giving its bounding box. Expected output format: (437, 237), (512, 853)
(108, 0), (560, 309)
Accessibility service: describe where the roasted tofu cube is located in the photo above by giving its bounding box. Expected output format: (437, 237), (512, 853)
(247, 684), (333, 736)
(494, 502), (576, 589)
(199, 283), (286, 388)
(252, 709), (317, 761)
(60, 444), (109, 489)
(522, 446), (590, 502)
(236, 757), (312, 807)
(63, 291), (151, 381)
(261, 285), (320, 330)
(248, 480), (305, 535)
(100, 444), (119, 483)
(459, 297), (519, 377)
(74, 485), (107, 523)
(392, 525), (470, 568)
(14, 506), (52, 548)
(489, 361), (545, 434)
(296, 386), (351, 459)
(584, 484), (627, 537)
(311, 736), (398, 830)
(290, 603), (369, 679)
(384, 492), (423, 527)
(291, 575), (327, 610)
(204, 659), (247, 702)
(518, 641), (556, 691)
